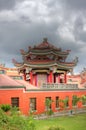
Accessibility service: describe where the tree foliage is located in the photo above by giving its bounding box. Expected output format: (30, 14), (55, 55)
(0, 107), (36, 130)
(72, 95), (80, 107)
(81, 95), (86, 105)
(1, 104), (11, 112)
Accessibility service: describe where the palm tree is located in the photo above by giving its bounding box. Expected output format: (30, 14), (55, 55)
(72, 95), (80, 114)
(81, 95), (86, 111)
(59, 98), (69, 115)
(45, 98), (54, 116)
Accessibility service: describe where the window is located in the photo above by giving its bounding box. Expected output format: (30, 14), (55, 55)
(45, 97), (52, 109)
(0, 70), (5, 74)
(82, 100), (86, 106)
(65, 96), (69, 107)
(56, 96), (59, 108)
(11, 97), (19, 107)
(30, 98), (36, 111)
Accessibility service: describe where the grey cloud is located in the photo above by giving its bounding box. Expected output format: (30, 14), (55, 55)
(43, 0), (58, 7)
(19, 15), (31, 23)
(65, 0), (86, 10)
(0, 0), (16, 10)
(0, 0), (86, 73)
(73, 15), (86, 42)
(0, 0), (25, 11)
(58, 0), (86, 23)
(0, 19), (59, 55)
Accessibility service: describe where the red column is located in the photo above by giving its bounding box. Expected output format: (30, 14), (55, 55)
(23, 73), (26, 81)
(47, 72), (53, 83)
(50, 71), (53, 83)
(54, 74), (56, 83)
(58, 74), (60, 83)
(64, 72), (67, 83)
(30, 71), (33, 84)
(47, 74), (50, 83)
(35, 74), (37, 86)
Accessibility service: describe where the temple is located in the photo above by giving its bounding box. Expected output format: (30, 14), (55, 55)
(0, 38), (86, 115)
(13, 38), (78, 87)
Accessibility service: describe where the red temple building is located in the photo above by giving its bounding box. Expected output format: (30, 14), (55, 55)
(0, 38), (86, 115)
(13, 38), (78, 86)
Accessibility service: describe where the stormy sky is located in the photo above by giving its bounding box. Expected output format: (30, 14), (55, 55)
(0, 0), (86, 74)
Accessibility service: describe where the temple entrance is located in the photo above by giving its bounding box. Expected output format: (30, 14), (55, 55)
(37, 73), (47, 87)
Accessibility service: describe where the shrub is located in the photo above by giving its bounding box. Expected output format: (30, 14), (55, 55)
(27, 119), (36, 130)
(10, 106), (20, 116)
(0, 108), (9, 126)
(0, 107), (36, 130)
(1, 104), (11, 112)
(45, 109), (54, 116)
(9, 114), (36, 130)
(48, 126), (65, 130)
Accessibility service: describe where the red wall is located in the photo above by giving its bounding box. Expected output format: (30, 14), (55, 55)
(0, 89), (86, 115)
(0, 89), (24, 114)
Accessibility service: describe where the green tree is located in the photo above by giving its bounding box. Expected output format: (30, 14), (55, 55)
(0, 107), (36, 130)
(81, 95), (86, 110)
(59, 98), (69, 115)
(0, 108), (9, 125)
(72, 95), (80, 107)
(45, 98), (54, 116)
(1, 104), (11, 112)
(72, 95), (80, 114)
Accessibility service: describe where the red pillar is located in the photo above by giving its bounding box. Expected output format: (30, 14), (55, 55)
(30, 71), (33, 84)
(54, 74), (56, 83)
(35, 74), (37, 86)
(50, 71), (53, 83)
(64, 72), (67, 83)
(47, 74), (49, 83)
(58, 74), (60, 83)
(23, 73), (26, 81)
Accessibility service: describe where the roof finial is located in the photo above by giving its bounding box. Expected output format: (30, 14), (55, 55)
(43, 38), (48, 42)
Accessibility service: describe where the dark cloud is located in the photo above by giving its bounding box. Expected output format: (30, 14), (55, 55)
(0, 0), (16, 10)
(73, 15), (86, 42)
(65, 0), (86, 10)
(19, 15), (31, 23)
(0, 0), (25, 10)
(0, 0), (86, 73)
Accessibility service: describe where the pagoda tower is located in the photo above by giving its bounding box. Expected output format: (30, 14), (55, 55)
(13, 38), (78, 87)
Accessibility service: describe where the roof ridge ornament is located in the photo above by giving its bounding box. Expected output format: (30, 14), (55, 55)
(43, 38), (48, 43)
(36, 38), (49, 49)
(20, 49), (25, 54)
(73, 56), (78, 65)
(81, 68), (86, 80)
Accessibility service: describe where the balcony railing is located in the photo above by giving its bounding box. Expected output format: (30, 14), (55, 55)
(42, 83), (79, 90)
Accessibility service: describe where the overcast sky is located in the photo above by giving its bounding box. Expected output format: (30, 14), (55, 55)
(0, 0), (86, 74)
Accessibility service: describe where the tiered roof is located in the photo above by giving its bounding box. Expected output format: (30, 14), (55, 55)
(20, 38), (69, 57)
(13, 38), (78, 72)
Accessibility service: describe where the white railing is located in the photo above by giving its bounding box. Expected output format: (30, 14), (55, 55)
(42, 83), (79, 90)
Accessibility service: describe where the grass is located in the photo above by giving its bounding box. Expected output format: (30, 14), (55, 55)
(0, 107), (86, 130)
(34, 113), (86, 130)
